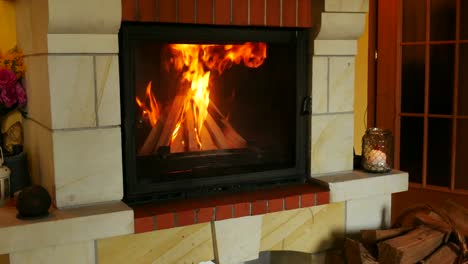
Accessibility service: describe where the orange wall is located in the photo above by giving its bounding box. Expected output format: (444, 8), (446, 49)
(354, 15), (369, 155)
(0, 1), (16, 51)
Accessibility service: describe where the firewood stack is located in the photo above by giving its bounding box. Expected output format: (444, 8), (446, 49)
(345, 200), (468, 264)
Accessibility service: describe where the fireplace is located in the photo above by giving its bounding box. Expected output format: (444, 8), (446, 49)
(120, 23), (310, 204)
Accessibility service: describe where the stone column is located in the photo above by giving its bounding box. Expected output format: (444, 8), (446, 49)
(15, 0), (123, 208)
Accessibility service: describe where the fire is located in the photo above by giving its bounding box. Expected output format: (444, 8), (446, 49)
(135, 81), (160, 127)
(137, 42), (267, 153)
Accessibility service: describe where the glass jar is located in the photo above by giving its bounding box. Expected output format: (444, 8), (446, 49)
(361, 128), (393, 173)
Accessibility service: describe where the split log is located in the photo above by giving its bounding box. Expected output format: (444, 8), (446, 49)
(441, 200), (468, 236)
(414, 212), (452, 235)
(424, 242), (459, 264)
(185, 104), (200, 151)
(377, 225), (446, 264)
(153, 95), (187, 153)
(361, 227), (413, 245)
(138, 119), (163, 156)
(198, 120), (217, 151)
(344, 238), (379, 264)
(209, 102), (247, 148)
(205, 112), (229, 149)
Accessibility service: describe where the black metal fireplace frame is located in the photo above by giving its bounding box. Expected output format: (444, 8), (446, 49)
(119, 22), (310, 204)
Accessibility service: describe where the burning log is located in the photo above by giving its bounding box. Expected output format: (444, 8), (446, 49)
(154, 95), (187, 153)
(185, 104), (200, 151)
(344, 200), (468, 264)
(205, 112), (229, 149)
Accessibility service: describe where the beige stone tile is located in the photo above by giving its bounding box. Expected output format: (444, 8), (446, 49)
(325, 0), (369, 12)
(47, 34), (119, 54)
(49, 55), (96, 129)
(329, 57), (355, 112)
(23, 119), (55, 200)
(316, 13), (367, 40)
(346, 194), (392, 234)
(311, 114), (354, 175)
(314, 170), (409, 202)
(10, 241), (95, 264)
(0, 202), (133, 254)
(312, 57), (328, 114)
(98, 223), (214, 264)
(95, 55), (121, 126)
(23, 56), (52, 129)
(53, 127), (123, 208)
(260, 203), (345, 253)
(213, 216), (263, 264)
(314, 40), (357, 56)
(48, 0), (121, 34)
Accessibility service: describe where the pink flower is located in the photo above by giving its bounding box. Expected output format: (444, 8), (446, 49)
(15, 82), (27, 107)
(0, 68), (17, 90)
(0, 84), (17, 108)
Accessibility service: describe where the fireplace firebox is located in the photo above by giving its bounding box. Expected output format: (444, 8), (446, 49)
(120, 23), (310, 204)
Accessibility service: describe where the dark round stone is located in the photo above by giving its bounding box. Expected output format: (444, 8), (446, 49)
(16, 185), (51, 219)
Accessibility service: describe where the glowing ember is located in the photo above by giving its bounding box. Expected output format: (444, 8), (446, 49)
(136, 42), (267, 153)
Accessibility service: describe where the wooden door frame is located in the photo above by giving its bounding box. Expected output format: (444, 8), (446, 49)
(369, 0), (402, 168)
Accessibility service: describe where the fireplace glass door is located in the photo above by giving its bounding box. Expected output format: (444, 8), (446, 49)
(120, 24), (309, 203)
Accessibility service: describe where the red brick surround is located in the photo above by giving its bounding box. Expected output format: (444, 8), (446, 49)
(122, 0), (312, 27)
(121, 0), (319, 234)
(132, 184), (329, 233)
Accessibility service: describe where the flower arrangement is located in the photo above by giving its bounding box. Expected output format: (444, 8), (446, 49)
(0, 46), (26, 114)
(0, 46), (27, 155)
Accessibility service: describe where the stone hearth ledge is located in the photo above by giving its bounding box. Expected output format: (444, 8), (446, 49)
(313, 170), (409, 203)
(0, 201), (133, 255)
(313, 169), (409, 235)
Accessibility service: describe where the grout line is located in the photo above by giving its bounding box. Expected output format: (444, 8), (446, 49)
(135, 0), (140, 20)
(264, 0), (267, 26)
(266, 199), (269, 213)
(281, 198), (285, 210)
(212, 0), (216, 24)
(212, 206), (217, 221)
(249, 202), (252, 216)
(327, 57), (330, 112)
(194, 209), (199, 224)
(295, 0), (298, 27)
(93, 56), (99, 127)
(175, 0), (179, 23)
(230, 0), (233, 24)
(279, 0), (283, 26)
(231, 204), (234, 218)
(311, 111), (354, 116)
(153, 215), (158, 230)
(155, 0), (160, 22)
(247, 0), (251, 25)
(314, 193), (317, 206)
(174, 211), (178, 227)
(298, 195), (302, 208)
(194, 0), (198, 23)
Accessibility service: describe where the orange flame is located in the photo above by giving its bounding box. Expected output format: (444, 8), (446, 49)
(135, 81), (160, 127)
(137, 42), (267, 151)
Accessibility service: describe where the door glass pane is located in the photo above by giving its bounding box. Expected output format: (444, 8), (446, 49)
(461, 0), (468, 40)
(403, 0), (426, 42)
(402, 45), (425, 113)
(429, 44), (454, 114)
(458, 44), (468, 115)
(400, 117), (424, 183)
(431, 0), (456, 41)
(455, 119), (468, 189)
(427, 118), (452, 187)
